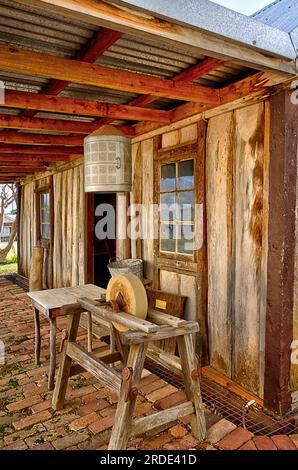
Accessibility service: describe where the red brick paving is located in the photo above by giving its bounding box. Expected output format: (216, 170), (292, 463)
(0, 277), (297, 451)
(218, 427), (254, 450)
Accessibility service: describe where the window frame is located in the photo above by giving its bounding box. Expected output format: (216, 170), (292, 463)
(35, 182), (54, 248)
(154, 140), (204, 264)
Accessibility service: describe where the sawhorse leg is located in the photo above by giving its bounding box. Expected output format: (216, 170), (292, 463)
(177, 334), (206, 440)
(52, 312), (81, 410)
(34, 308), (41, 366)
(48, 317), (56, 390)
(108, 343), (148, 450)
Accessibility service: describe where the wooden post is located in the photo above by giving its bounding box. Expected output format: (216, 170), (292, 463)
(87, 311), (93, 353)
(34, 308), (41, 366)
(48, 318), (57, 390)
(177, 334), (206, 440)
(264, 89), (298, 415)
(116, 192), (131, 260)
(29, 246), (44, 291)
(52, 312), (81, 410)
(108, 343), (148, 450)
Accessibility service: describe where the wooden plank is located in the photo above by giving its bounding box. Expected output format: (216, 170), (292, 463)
(130, 142), (142, 259)
(116, 192), (131, 260)
(69, 352), (122, 376)
(109, 343), (148, 449)
(0, 114), (134, 136)
(201, 366), (263, 407)
(39, 28), (122, 97)
(147, 309), (187, 327)
(131, 401), (194, 437)
(265, 90), (297, 414)
(177, 334), (206, 439)
(66, 342), (122, 395)
(141, 138), (154, 279)
(0, 132), (83, 146)
(78, 297), (159, 333)
(134, 72), (278, 137)
(0, 145), (82, 155)
(0, 154), (71, 162)
(232, 103), (266, 397)
(3, 90), (171, 123)
(121, 321), (199, 345)
(52, 312), (81, 410)
(0, 45), (220, 104)
(206, 112), (233, 377)
(18, 0), (296, 74)
(147, 344), (182, 376)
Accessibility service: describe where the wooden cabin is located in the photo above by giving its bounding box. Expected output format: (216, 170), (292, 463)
(0, 0), (297, 417)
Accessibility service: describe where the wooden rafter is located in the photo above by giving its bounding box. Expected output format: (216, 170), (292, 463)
(0, 45), (220, 104)
(0, 114), (161, 134)
(96, 56), (226, 128)
(22, 28), (122, 118)
(0, 154), (73, 162)
(0, 166), (45, 172)
(0, 132), (83, 146)
(2, 91), (171, 123)
(0, 145), (82, 154)
(15, 0), (296, 75)
(133, 72), (274, 136)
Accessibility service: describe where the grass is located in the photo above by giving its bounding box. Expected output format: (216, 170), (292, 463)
(0, 243), (18, 274)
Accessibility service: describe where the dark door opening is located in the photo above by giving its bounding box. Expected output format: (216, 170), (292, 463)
(85, 193), (116, 288)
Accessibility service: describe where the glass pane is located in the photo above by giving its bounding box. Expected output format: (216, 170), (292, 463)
(178, 191), (194, 221)
(160, 193), (176, 221)
(178, 159), (194, 190)
(41, 192), (50, 209)
(160, 224), (176, 252)
(178, 224), (194, 254)
(161, 163), (176, 192)
(41, 223), (50, 240)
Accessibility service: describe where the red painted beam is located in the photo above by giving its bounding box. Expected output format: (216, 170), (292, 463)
(22, 28), (122, 118)
(0, 115), (135, 136)
(0, 154), (71, 162)
(0, 132), (83, 146)
(0, 145), (82, 154)
(95, 57), (226, 128)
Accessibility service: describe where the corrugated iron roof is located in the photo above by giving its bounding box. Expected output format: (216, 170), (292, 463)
(252, 0), (298, 33)
(0, 0), (256, 115)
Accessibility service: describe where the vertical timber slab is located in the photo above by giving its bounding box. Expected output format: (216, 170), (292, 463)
(130, 142), (142, 259)
(233, 103), (266, 397)
(264, 90), (298, 415)
(78, 164), (85, 285)
(53, 172), (62, 288)
(141, 138), (154, 279)
(292, 145), (298, 407)
(206, 112), (234, 378)
(116, 192), (131, 260)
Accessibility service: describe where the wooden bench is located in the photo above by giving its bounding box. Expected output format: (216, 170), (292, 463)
(52, 296), (206, 450)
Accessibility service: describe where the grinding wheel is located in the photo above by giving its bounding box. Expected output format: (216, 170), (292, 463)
(106, 273), (148, 332)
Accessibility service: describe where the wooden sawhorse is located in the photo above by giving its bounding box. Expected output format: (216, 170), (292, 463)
(52, 297), (206, 450)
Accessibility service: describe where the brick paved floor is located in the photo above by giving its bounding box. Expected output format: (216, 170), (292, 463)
(0, 277), (297, 451)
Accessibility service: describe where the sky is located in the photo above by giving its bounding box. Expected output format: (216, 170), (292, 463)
(210, 0), (273, 15)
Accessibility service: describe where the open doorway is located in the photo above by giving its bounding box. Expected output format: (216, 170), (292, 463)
(85, 193), (116, 288)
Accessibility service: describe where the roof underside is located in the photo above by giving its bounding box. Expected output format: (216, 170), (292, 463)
(0, 0), (296, 182)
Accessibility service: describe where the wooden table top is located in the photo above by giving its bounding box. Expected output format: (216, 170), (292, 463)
(28, 284), (106, 318)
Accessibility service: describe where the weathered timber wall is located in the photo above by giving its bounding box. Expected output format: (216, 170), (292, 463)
(19, 163), (85, 288)
(206, 102), (268, 397)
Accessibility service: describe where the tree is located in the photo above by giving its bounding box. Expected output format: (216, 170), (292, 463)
(0, 184), (17, 262)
